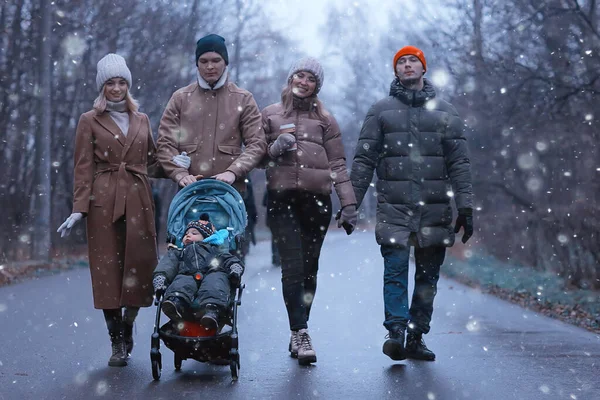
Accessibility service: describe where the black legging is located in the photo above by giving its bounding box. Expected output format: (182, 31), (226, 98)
(267, 190), (332, 330)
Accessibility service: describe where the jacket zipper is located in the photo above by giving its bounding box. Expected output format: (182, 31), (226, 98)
(294, 111), (300, 188)
(193, 242), (200, 272)
(210, 88), (220, 174)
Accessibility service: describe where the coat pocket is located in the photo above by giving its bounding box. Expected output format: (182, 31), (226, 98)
(217, 144), (242, 156)
(179, 143), (199, 154)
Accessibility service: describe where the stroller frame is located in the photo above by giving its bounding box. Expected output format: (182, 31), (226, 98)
(150, 282), (245, 381)
(151, 179), (248, 381)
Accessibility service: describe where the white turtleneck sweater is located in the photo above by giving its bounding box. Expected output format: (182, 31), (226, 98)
(106, 100), (129, 136)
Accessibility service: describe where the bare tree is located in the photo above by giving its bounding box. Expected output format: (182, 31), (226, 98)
(33, 0), (53, 260)
(0, 0), (297, 262)
(412, 0), (600, 288)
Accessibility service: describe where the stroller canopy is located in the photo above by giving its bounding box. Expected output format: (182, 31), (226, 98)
(166, 179), (247, 248)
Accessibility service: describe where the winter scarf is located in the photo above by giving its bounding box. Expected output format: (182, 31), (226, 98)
(202, 229), (230, 246)
(106, 100), (129, 136)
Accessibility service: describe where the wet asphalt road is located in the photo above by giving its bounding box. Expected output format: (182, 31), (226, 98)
(0, 231), (599, 400)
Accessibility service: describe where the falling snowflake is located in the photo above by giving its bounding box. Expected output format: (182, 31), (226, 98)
(96, 381), (108, 396)
(61, 34), (87, 57)
(517, 153), (537, 170)
(557, 234), (569, 244)
(539, 385), (550, 394)
(526, 177), (542, 192)
(466, 319), (480, 332)
(430, 69), (450, 88)
(534, 142), (548, 153)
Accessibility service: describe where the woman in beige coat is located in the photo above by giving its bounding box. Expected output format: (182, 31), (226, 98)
(57, 54), (166, 367)
(262, 57), (358, 365)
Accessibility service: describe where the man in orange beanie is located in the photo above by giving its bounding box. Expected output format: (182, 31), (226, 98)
(349, 45), (474, 362)
(393, 45), (427, 90)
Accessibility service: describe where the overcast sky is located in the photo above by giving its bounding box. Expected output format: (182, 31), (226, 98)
(265, 0), (418, 56)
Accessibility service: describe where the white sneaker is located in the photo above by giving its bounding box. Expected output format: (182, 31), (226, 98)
(297, 329), (317, 365)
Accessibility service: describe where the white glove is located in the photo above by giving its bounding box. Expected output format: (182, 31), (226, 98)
(172, 152), (191, 169)
(268, 133), (296, 158)
(152, 274), (167, 296)
(57, 213), (84, 238)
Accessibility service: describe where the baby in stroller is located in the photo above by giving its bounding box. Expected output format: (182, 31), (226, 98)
(152, 213), (244, 330)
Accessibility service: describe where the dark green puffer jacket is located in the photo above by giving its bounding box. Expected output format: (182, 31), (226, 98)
(350, 78), (473, 248)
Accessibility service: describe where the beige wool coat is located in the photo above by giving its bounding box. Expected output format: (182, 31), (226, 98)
(156, 80), (266, 192)
(72, 110), (163, 309)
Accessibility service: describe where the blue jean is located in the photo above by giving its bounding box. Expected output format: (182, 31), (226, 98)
(380, 245), (446, 334)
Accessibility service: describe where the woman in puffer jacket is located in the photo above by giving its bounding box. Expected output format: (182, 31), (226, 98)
(261, 57), (357, 365)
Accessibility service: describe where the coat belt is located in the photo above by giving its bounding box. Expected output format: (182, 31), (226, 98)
(95, 162), (155, 236)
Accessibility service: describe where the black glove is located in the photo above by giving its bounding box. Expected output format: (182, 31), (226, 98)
(454, 208), (473, 244)
(335, 205), (358, 235)
(228, 263), (243, 287)
(152, 274), (167, 296)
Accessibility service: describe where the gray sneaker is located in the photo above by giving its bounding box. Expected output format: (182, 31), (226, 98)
(297, 329), (317, 365)
(289, 330), (299, 358)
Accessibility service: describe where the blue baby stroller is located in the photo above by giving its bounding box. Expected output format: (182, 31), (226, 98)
(150, 179), (247, 381)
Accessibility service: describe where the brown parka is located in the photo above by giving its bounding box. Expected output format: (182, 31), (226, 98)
(261, 102), (356, 208)
(156, 80), (266, 191)
(72, 110), (163, 309)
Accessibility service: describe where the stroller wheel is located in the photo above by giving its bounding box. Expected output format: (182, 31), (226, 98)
(174, 354), (182, 371)
(152, 359), (161, 381)
(151, 348), (162, 381)
(230, 349), (240, 381)
(230, 359), (239, 381)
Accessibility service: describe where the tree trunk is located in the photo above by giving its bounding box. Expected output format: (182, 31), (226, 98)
(34, 0), (52, 260)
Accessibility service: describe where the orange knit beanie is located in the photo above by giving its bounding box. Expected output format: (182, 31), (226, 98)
(393, 46), (426, 72)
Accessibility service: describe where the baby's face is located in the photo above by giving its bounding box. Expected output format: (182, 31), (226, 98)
(183, 228), (204, 245)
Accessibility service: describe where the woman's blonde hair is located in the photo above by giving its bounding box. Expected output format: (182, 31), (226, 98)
(280, 82), (328, 121)
(93, 85), (139, 114)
